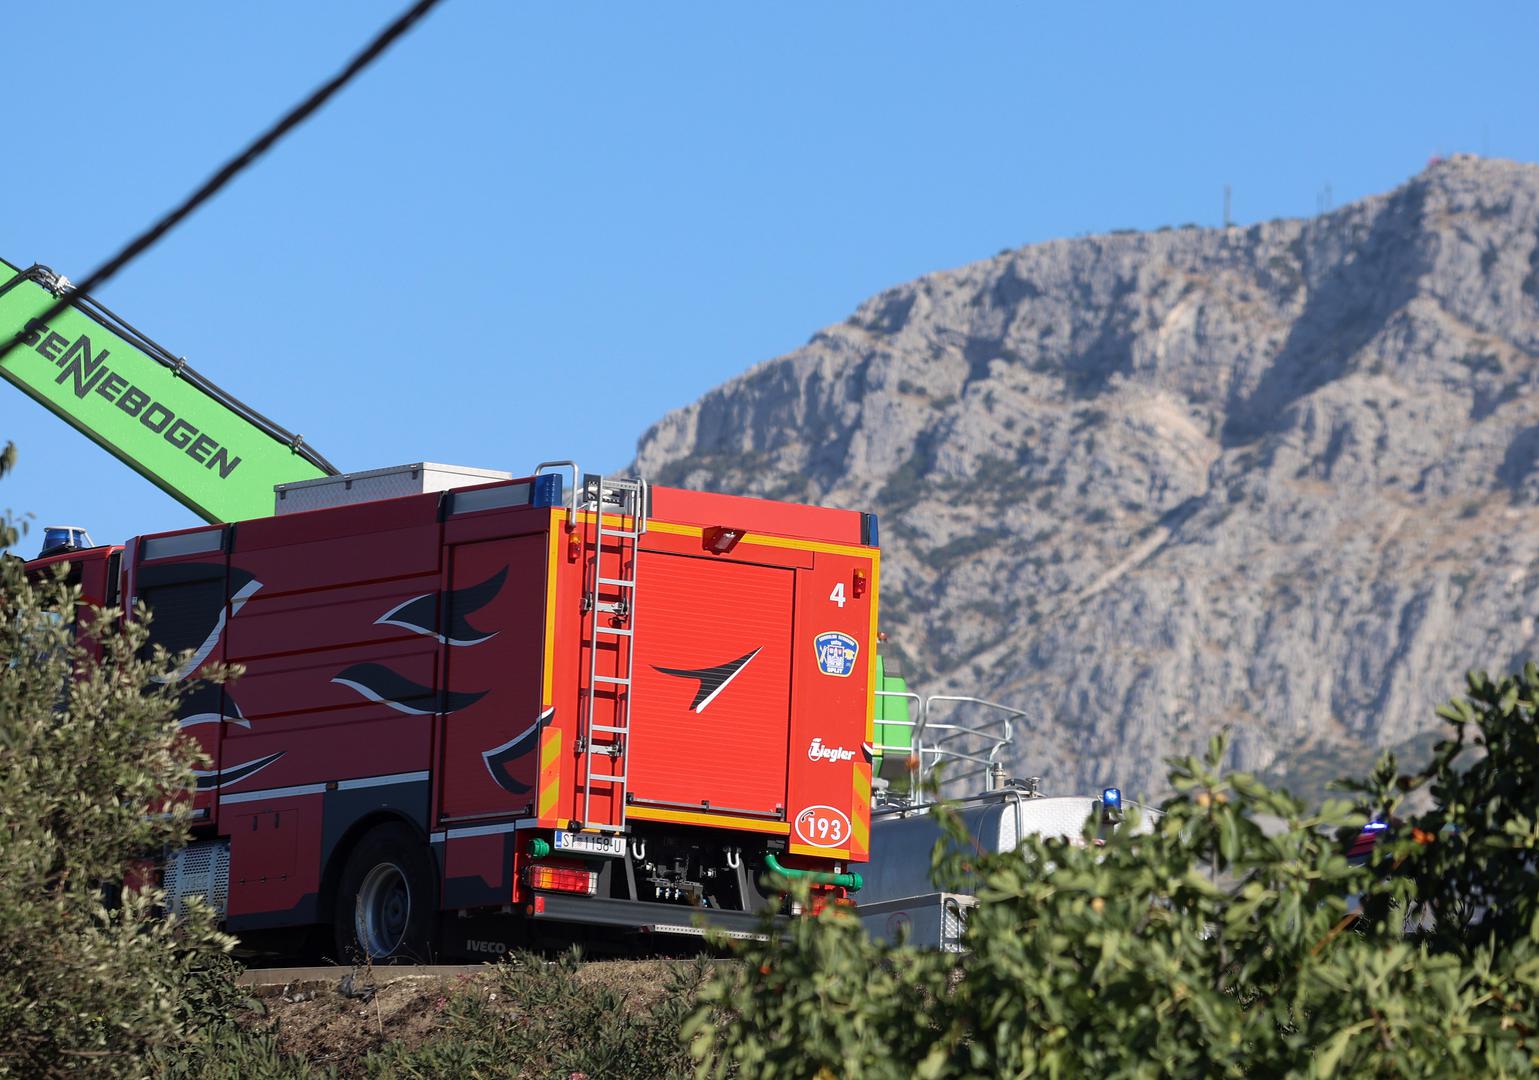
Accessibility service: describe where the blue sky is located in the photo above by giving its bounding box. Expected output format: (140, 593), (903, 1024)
(2, 2), (1535, 548)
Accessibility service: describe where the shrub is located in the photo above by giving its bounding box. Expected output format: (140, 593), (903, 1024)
(693, 666), (1539, 1077)
(362, 950), (709, 1079)
(0, 443), (237, 1077)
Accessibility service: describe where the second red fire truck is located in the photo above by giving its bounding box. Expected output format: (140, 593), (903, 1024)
(31, 462), (879, 959)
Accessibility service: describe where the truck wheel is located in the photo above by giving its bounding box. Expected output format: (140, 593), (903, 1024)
(332, 823), (435, 963)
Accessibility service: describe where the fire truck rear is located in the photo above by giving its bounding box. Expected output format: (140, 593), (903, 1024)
(35, 464), (878, 958)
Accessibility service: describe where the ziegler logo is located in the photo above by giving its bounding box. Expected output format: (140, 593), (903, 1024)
(808, 738), (855, 763)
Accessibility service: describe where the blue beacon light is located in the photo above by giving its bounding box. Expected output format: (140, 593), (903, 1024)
(40, 525), (94, 555)
(1101, 787), (1122, 812)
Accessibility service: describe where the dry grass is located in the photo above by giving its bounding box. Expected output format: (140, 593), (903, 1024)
(237, 959), (715, 1077)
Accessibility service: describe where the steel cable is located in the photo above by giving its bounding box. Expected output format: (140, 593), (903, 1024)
(0, 0), (448, 383)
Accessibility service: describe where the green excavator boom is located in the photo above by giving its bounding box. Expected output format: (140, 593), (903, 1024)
(0, 258), (336, 523)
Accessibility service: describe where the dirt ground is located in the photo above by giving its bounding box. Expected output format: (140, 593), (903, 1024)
(242, 960), (694, 1074)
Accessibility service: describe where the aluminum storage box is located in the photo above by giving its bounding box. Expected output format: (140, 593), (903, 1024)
(274, 462), (512, 514)
(859, 892), (975, 951)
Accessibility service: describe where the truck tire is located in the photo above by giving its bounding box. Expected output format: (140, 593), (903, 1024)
(332, 822), (436, 963)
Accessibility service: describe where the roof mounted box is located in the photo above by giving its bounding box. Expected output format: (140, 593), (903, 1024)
(274, 462), (512, 515)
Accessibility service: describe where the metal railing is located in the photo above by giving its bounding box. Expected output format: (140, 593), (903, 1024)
(872, 691), (1030, 799)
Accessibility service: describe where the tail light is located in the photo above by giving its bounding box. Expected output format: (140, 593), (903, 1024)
(808, 889), (855, 916)
(528, 865), (597, 896)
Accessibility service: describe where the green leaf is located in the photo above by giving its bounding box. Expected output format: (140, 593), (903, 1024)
(1436, 702), (1466, 724)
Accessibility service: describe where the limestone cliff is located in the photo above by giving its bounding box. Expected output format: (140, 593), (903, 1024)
(636, 156), (1539, 800)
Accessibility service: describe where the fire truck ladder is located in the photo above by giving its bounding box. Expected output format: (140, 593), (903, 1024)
(579, 474), (648, 833)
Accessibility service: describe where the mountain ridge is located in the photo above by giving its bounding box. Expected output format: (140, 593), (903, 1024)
(635, 155), (1539, 799)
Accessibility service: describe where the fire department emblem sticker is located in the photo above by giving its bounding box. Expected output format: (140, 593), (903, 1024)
(814, 631), (859, 677)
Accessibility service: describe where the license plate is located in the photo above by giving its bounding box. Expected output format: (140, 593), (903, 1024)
(552, 830), (626, 858)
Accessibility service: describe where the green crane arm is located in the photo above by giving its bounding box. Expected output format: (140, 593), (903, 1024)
(0, 258), (337, 524)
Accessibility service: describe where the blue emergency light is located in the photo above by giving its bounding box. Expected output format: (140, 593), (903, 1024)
(1101, 787), (1122, 812)
(40, 525), (94, 556)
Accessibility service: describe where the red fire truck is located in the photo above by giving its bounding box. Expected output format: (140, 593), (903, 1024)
(29, 464), (879, 959)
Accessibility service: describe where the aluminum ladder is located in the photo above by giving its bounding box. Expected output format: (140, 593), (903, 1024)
(578, 474), (648, 832)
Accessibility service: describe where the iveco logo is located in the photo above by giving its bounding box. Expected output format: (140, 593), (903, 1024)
(654, 648), (761, 713)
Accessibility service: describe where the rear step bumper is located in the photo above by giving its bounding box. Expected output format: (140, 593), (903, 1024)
(528, 893), (779, 940)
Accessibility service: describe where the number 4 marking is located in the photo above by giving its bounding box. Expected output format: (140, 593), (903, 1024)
(829, 582), (846, 608)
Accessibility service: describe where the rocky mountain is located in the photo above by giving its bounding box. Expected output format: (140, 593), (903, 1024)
(635, 156), (1539, 801)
